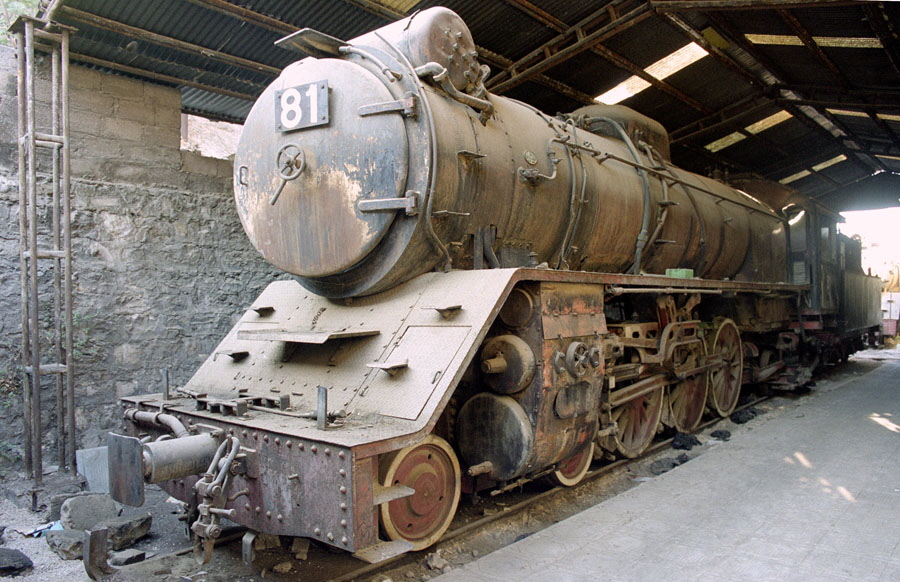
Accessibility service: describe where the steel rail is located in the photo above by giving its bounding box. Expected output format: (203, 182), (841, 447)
(324, 394), (772, 582)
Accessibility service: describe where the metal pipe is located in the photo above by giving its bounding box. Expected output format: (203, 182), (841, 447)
(16, 24), (32, 479)
(415, 63), (494, 123)
(143, 433), (219, 483)
(62, 27), (75, 475)
(51, 44), (63, 471)
(124, 409), (190, 439)
(594, 117), (652, 275)
(25, 20), (43, 486)
(317, 386), (327, 431)
(380, 42), (451, 271)
(607, 287), (724, 295)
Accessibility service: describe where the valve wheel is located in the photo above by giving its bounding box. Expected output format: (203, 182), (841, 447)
(707, 318), (743, 417)
(379, 434), (461, 551)
(276, 143), (305, 181)
(565, 341), (590, 378)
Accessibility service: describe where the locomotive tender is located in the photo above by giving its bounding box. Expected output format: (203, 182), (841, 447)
(106, 8), (882, 565)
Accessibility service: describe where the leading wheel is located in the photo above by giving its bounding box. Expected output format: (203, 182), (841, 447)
(549, 442), (594, 487)
(609, 386), (664, 458)
(666, 343), (709, 433)
(379, 434), (461, 551)
(707, 318), (742, 417)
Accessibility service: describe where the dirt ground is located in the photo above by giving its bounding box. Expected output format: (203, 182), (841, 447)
(0, 346), (895, 581)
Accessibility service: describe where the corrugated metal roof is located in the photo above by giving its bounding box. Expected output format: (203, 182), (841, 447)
(36, 0), (900, 210)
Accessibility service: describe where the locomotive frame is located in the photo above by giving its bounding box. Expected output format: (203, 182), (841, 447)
(103, 7), (882, 569)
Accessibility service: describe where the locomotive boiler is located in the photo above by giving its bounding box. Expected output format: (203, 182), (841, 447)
(105, 7), (882, 568)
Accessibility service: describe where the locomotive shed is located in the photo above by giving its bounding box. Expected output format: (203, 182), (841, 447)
(0, 1), (898, 581)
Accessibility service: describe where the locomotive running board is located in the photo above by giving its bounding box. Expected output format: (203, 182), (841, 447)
(353, 540), (414, 564)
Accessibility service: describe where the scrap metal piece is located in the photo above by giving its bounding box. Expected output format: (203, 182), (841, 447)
(83, 528), (117, 580)
(352, 540), (414, 564)
(241, 530), (257, 566)
(107, 433), (145, 507)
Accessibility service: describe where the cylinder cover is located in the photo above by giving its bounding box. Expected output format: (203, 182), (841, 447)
(456, 393), (533, 481)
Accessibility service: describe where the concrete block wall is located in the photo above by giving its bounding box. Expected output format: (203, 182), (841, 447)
(0, 46), (285, 463)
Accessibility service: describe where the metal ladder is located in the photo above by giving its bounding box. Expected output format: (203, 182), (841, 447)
(12, 15), (77, 493)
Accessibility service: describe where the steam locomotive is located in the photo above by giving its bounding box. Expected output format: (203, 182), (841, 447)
(106, 8), (882, 565)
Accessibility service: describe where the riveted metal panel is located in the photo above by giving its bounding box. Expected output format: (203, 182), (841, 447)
(357, 325), (471, 420)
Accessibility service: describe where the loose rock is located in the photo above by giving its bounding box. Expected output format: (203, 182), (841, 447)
(649, 454), (691, 476)
(254, 533), (281, 550)
(290, 537), (309, 560)
(59, 493), (118, 531)
(426, 551), (450, 571)
(730, 407), (761, 425)
(109, 548), (146, 566)
(272, 561), (293, 574)
(0, 547), (33, 575)
(710, 429), (731, 441)
(49, 491), (101, 522)
(672, 432), (701, 450)
(45, 530), (84, 560)
(94, 513), (152, 550)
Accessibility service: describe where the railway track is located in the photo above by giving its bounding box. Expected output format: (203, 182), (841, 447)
(100, 395), (771, 582)
(329, 395), (771, 582)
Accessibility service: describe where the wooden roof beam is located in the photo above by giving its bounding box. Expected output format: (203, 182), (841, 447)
(57, 6), (281, 76)
(185, 0), (296, 35)
(486, 1), (652, 94)
(659, 12), (765, 90)
(502, 0), (712, 113)
(670, 94), (775, 142)
(776, 9), (849, 87)
(652, 1), (863, 13)
(864, 2), (900, 77)
(68, 50), (257, 102)
(866, 111), (900, 150)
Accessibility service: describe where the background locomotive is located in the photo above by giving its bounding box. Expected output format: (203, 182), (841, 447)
(106, 7), (882, 564)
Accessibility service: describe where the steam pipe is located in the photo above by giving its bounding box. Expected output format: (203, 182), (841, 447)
(124, 409), (190, 439)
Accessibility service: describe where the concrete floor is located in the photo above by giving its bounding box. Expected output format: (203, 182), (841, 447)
(434, 357), (900, 582)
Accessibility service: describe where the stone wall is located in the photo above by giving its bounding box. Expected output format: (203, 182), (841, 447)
(0, 46), (285, 465)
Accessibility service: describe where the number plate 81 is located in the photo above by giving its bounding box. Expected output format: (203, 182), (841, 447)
(275, 80), (329, 132)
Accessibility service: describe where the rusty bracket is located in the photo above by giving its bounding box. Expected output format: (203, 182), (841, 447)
(457, 149), (486, 165)
(358, 93), (417, 118)
(428, 304), (462, 318)
(214, 350), (249, 362)
(276, 28), (345, 56)
(366, 359), (409, 377)
(358, 192), (418, 216)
